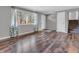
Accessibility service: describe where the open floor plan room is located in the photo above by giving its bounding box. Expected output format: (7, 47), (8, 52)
(0, 6), (79, 53)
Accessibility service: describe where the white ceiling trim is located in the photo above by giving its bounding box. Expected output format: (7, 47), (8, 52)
(17, 6), (79, 14)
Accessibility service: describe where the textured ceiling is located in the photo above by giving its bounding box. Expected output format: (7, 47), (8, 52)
(18, 6), (79, 14)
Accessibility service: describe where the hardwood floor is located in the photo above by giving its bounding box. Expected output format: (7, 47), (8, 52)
(0, 31), (79, 53)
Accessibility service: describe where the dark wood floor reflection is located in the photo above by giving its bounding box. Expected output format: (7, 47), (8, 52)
(0, 31), (79, 53)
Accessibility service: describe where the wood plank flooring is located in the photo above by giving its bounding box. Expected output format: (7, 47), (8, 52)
(0, 31), (79, 53)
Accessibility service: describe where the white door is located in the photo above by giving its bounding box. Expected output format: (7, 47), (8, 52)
(57, 12), (66, 33)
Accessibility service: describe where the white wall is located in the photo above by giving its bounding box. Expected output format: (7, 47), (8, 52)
(37, 14), (46, 31)
(18, 25), (34, 35)
(41, 15), (46, 30)
(37, 14), (41, 31)
(65, 11), (69, 33)
(46, 14), (57, 30)
(0, 6), (11, 39)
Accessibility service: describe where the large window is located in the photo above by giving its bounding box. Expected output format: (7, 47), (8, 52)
(10, 8), (37, 37)
(16, 9), (35, 26)
(11, 8), (46, 32)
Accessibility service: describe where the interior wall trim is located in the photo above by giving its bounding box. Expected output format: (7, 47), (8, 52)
(11, 6), (46, 15)
(0, 36), (10, 41)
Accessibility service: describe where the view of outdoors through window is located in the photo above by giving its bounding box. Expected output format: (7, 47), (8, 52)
(16, 10), (35, 25)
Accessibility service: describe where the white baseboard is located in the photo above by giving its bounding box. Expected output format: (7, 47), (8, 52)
(0, 31), (34, 41)
(0, 36), (10, 41)
(18, 31), (34, 36)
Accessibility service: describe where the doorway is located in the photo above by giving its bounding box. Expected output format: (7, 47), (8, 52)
(68, 20), (79, 33)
